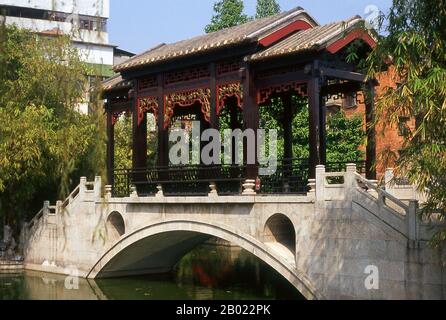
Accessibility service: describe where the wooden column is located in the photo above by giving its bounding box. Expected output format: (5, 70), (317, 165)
(157, 74), (168, 167)
(242, 64), (259, 180)
(106, 102), (115, 186)
(132, 86), (147, 170)
(209, 63), (218, 130)
(365, 80), (377, 180)
(282, 93), (293, 162)
(308, 73), (322, 179)
(319, 95), (327, 166)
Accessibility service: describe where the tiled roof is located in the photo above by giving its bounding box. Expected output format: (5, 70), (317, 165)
(249, 16), (369, 61)
(102, 74), (132, 91)
(114, 7), (317, 72)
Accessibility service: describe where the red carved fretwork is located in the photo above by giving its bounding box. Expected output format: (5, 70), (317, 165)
(164, 65), (210, 86)
(217, 60), (242, 76)
(257, 82), (307, 105)
(138, 76), (157, 91)
(138, 97), (158, 126)
(217, 82), (243, 115)
(164, 88), (211, 128)
(256, 64), (303, 80)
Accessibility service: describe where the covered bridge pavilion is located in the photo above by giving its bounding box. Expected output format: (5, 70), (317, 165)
(102, 7), (378, 197)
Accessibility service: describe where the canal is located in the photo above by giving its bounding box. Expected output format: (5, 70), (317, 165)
(0, 242), (304, 300)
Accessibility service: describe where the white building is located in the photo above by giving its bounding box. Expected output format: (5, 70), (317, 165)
(0, 0), (131, 113)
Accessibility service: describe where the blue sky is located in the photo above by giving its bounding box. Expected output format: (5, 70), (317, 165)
(109, 0), (392, 54)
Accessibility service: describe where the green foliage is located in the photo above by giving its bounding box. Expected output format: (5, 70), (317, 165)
(219, 95), (364, 163)
(258, 97), (364, 162)
(255, 0), (281, 19)
(114, 115), (133, 169)
(113, 114), (157, 169)
(366, 0), (446, 244)
(0, 25), (105, 229)
(326, 112), (365, 163)
(205, 0), (249, 33)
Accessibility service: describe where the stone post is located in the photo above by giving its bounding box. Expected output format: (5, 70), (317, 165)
(315, 165), (326, 204)
(408, 200), (419, 244)
(156, 185), (164, 198)
(307, 179), (316, 201)
(367, 179), (379, 198)
(209, 182), (218, 197)
(79, 177), (87, 195)
(105, 185), (112, 200)
(43, 201), (50, 216)
(56, 201), (63, 215)
(94, 176), (102, 200)
(385, 168), (394, 194)
(130, 185), (138, 199)
(345, 163), (357, 202)
(242, 179), (256, 196)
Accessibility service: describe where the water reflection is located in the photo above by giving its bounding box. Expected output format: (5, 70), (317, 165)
(0, 243), (304, 300)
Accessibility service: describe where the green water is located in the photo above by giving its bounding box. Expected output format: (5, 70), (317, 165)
(0, 244), (304, 300)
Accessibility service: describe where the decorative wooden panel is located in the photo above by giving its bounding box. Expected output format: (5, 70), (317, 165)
(138, 97), (158, 126)
(217, 60), (242, 76)
(138, 76), (157, 91)
(217, 82), (243, 115)
(164, 88), (211, 128)
(164, 65), (210, 86)
(257, 82), (307, 104)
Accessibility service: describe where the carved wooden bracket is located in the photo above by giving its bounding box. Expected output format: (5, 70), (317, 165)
(138, 97), (158, 126)
(164, 88), (211, 128)
(217, 82), (243, 115)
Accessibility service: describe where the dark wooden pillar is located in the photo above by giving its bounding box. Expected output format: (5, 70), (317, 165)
(209, 63), (218, 130)
(157, 74), (168, 167)
(282, 93), (293, 162)
(229, 100), (239, 165)
(230, 101), (240, 129)
(319, 95), (327, 166)
(106, 102), (115, 186)
(308, 71), (322, 179)
(365, 80), (377, 180)
(132, 86), (147, 170)
(242, 64), (259, 180)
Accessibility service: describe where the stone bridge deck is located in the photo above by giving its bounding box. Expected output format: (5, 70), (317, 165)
(22, 165), (446, 300)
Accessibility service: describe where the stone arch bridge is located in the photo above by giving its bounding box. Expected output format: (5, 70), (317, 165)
(23, 165), (445, 300)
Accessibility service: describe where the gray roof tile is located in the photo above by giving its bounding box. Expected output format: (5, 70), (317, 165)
(249, 16), (369, 61)
(114, 7), (317, 72)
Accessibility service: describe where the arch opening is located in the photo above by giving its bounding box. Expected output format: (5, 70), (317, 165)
(264, 214), (296, 254)
(106, 211), (125, 242)
(89, 221), (322, 300)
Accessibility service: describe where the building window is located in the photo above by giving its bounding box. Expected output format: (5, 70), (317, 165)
(0, 5), (107, 32)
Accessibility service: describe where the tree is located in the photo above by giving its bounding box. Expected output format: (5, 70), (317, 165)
(205, 0), (249, 33)
(0, 25), (105, 234)
(255, 0), (281, 19)
(258, 97), (365, 162)
(367, 0), (446, 244)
